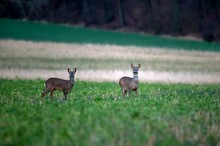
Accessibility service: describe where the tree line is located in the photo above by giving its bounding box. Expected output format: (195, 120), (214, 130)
(1, 0), (219, 42)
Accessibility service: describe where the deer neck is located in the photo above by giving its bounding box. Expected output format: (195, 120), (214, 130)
(133, 75), (138, 82)
(69, 76), (75, 86)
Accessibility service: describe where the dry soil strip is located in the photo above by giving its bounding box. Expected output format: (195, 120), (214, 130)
(1, 69), (220, 84)
(1, 39), (219, 61)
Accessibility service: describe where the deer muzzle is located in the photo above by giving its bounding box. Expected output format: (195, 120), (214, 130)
(133, 72), (138, 75)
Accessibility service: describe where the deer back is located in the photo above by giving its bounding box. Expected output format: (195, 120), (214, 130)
(45, 78), (72, 91)
(119, 77), (138, 90)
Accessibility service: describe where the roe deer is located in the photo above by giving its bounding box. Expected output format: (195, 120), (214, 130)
(119, 63), (141, 98)
(42, 68), (77, 100)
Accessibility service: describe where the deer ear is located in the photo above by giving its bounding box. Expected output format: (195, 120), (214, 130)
(67, 68), (71, 72)
(131, 63), (134, 68)
(74, 68), (77, 72)
(138, 64), (141, 68)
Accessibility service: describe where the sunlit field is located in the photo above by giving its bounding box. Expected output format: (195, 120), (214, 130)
(1, 39), (220, 83)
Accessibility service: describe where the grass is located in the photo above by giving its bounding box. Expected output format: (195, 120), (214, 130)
(1, 18), (220, 51)
(0, 79), (220, 146)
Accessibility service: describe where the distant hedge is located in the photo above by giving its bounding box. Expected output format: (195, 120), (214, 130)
(1, 0), (220, 42)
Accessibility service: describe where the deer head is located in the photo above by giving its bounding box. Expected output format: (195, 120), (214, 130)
(131, 63), (141, 76)
(68, 68), (77, 84)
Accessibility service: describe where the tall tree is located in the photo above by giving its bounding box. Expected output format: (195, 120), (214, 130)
(117, 0), (126, 26)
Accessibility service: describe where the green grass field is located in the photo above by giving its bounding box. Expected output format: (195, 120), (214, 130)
(0, 79), (220, 146)
(0, 19), (220, 146)
(1, 18), (220, 51)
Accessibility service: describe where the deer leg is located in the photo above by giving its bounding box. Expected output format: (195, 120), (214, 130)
(63, 91), (68, 100)
(128, 90), (132, 97)
(42, 88), (50, 97)
(135, 89), (138, 97)
(122, 89), (127, 98)
(50, 89), (55, 99)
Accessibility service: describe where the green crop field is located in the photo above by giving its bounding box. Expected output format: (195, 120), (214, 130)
(1, 18), (220, 51)
(0, 19), (220, 146)
(0, 79), (220, 146)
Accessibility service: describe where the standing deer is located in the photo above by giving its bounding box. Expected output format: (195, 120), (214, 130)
(42, 68), (77, 100)
(119, 63), (141, 98)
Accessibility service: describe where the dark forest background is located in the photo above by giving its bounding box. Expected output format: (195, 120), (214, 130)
(1, 0), (220, 42)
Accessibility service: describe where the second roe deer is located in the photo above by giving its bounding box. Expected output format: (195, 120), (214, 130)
(41, 68), (77, 100)
(119, 63), (141, 98)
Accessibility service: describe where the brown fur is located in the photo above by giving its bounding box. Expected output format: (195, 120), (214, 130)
(41, 68), (76, 100)
(119, 64), (140, 98)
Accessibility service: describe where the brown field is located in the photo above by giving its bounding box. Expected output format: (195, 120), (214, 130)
(0, 39), (220, 83)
